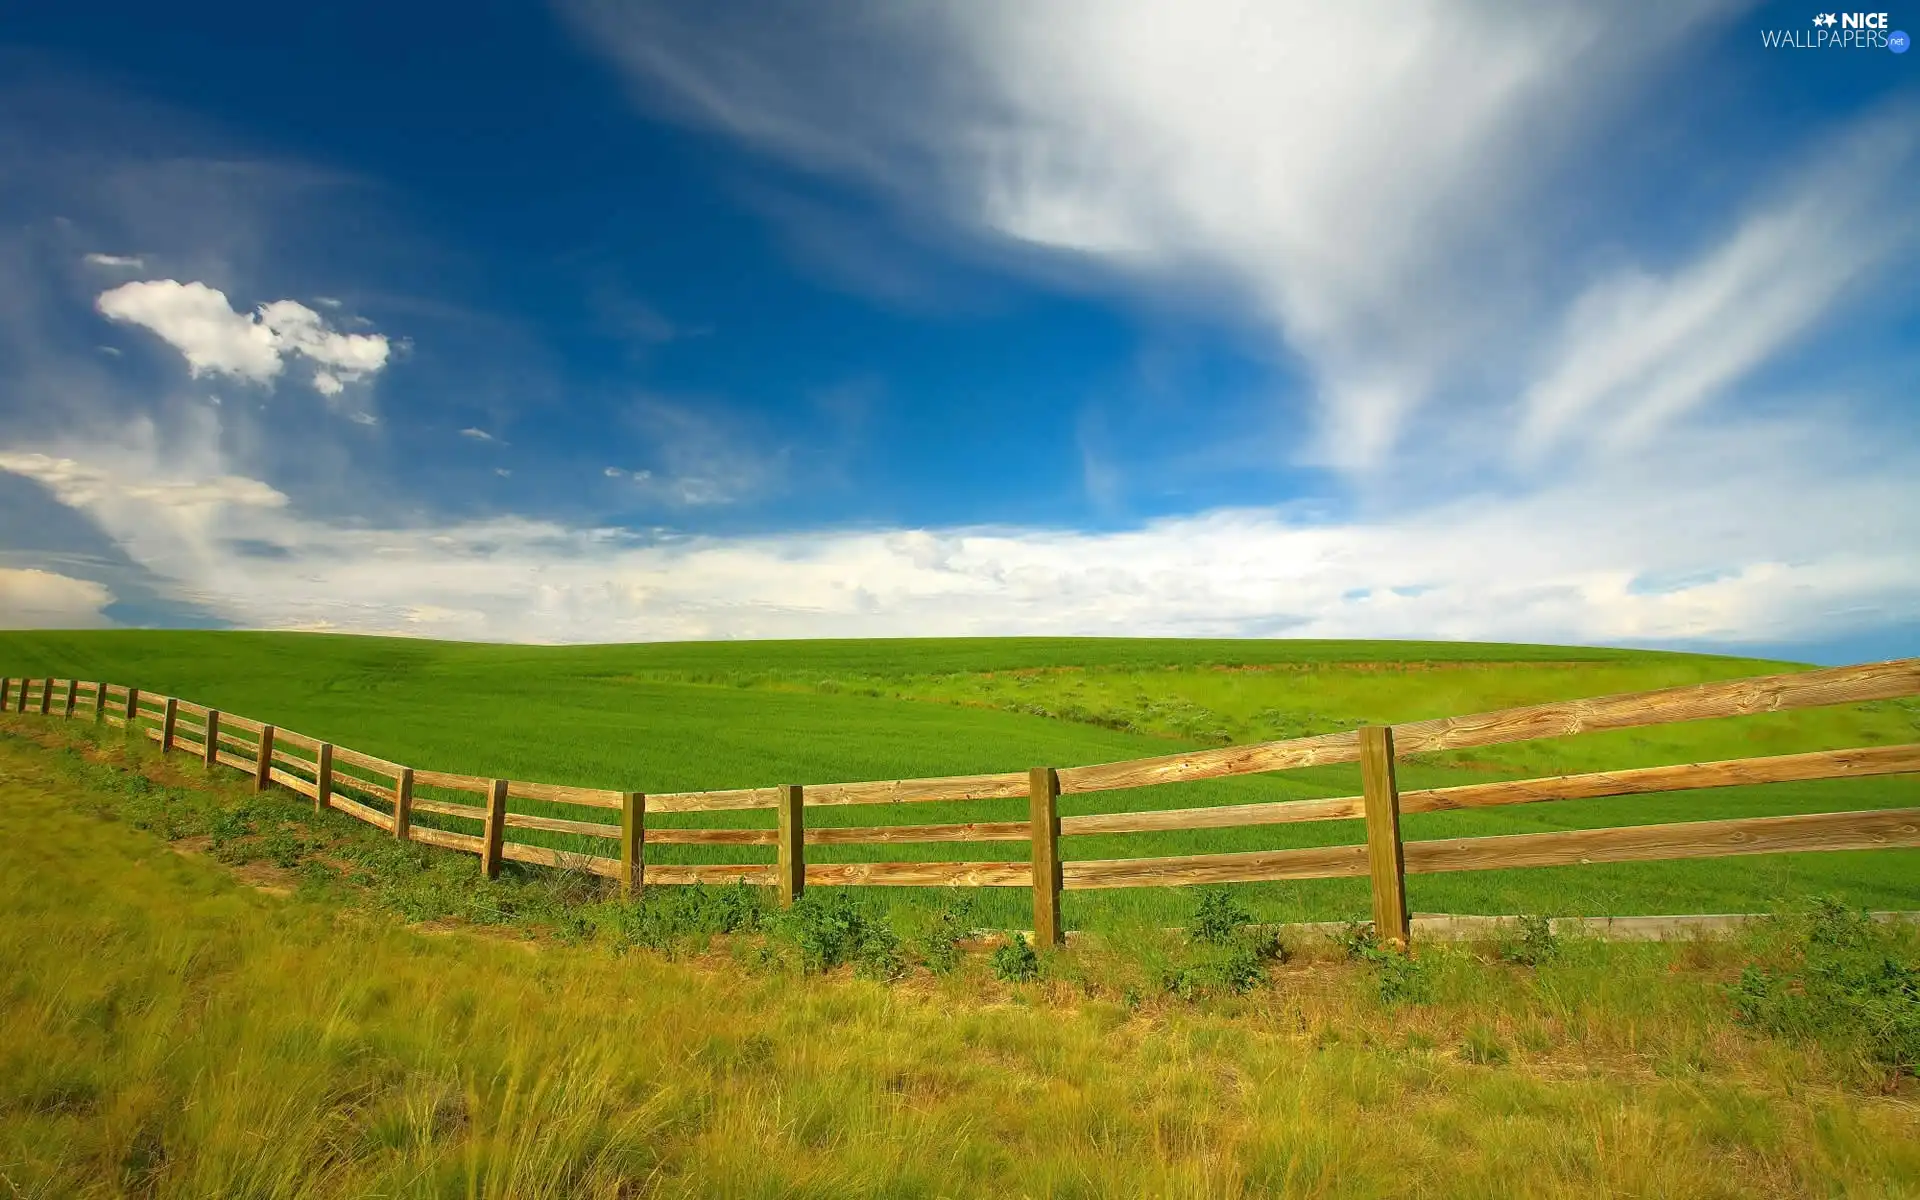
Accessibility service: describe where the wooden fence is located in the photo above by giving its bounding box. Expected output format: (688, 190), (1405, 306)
(3, 658), (1919, 950)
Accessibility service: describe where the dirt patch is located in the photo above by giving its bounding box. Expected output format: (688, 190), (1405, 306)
(167, 836), (300, 897)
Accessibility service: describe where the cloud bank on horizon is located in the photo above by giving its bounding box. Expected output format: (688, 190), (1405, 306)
(0, 0), (1916, 661)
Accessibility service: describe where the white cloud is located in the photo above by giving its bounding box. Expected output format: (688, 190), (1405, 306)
(0, 568), (115, 629)
(1, 415), (1912, 646)
(604, 467), (624, 477)
(460, 427), (497, 442)
(94, 279), (392, 395)
(83, 252), (144, 269)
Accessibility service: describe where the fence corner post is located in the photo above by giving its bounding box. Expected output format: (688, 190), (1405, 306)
(203, 710), (220, 767)
(393, 767), (414, 841)
(776, 785), (804, 907)
(1029, 766), (1064, 948)
(160, 697), (178, 752)
(621, 791), (646, 898)
(481, 777), (508, 879)
(1359, 725), (1410, 952)
(255, 725), (275, 792)
(314, 743), (334, 814)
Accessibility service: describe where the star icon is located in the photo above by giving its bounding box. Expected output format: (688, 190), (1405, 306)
(1813, 12), (1837, 26)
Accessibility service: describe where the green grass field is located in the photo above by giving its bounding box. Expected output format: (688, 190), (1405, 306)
(1, 718), (1917, 1197)
(3, 630), (1918, 928)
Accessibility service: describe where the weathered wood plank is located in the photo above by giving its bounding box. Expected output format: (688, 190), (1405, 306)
(1360, 726), (1409, 950)
(270, 726), (322, 751)
(213, 749), (254, 773)
(502, 812), (621, 839)
(332, 794), (394, 833)
(1401, 743), (1920, 815)
(1050, 658), (1920, 797)
(330, 744), (405, 778)
(505, 780), (623, 810)
(643, 787), (783, 814)
(269, 766), (319, 798)
(646, 827), (778, 846)
(218, 712), (264, 734)
(412, 799), (485, 820)
(1058, 730), (1361, 796)
(1062, 796), (1362, 836)
(413, 769), (492, 794)
(1404, 807), (1920, 875)
(1030, 767), (1063, 947)
(499, 841), (624, 878)
(1063, 844), (1370, 890)
(173, 698), (208, 718)
(801, 772), (1032, 807)
(803, 861), (1034, 888)
(643, 864), (776, 886)
(1393, 658), (1920, 756)
(409, 825), (486, 855)
(805, 820), (1031, 845)
(332, 773), (398, 804)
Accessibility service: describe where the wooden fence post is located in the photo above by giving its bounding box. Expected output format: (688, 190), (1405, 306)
(255, 725), (275, 791)
(1359, 725), (1410, 951)
(63, 679), (77, 718)
(203, 710), (220, 766)
(393, 767), (414, 841)
(90, 682), (103, 723)
(160, 697), (178, 752)
(314, 743), (334, 813)
(0, 679), (10, 709)
(38, 679), (51, 716)
(1029, 766), (1064, 948)
(621, 791), (646, 898)
(481, 778), (508, 879)
(124, 686), (138, 726)
(776, 785), (804, 907)
(18, 678), (31, 713)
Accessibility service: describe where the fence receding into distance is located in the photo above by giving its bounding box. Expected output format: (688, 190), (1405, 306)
(4, 658), (1919, 949)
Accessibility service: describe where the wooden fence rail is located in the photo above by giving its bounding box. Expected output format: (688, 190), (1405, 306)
(3, 657), (1918, 950)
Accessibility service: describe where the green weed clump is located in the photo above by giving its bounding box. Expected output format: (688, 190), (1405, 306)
(767, 891), (904, 979)
(617, 879), (769, 952)
(906, 890), (979, 975)
(1162, 890), (1288, 999)
(1337, 921), (1435, 1006)
(1730, 895), (1920, 1078)
(1497, 913), (1561, 967)
(990, 932), (1040, 983)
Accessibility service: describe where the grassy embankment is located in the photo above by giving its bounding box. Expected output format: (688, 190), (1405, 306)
(3, 718), (1919, 1197)
(2, 630), (1918, 928)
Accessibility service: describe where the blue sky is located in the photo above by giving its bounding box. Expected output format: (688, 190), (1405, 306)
(0, 1), (1915, 662)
